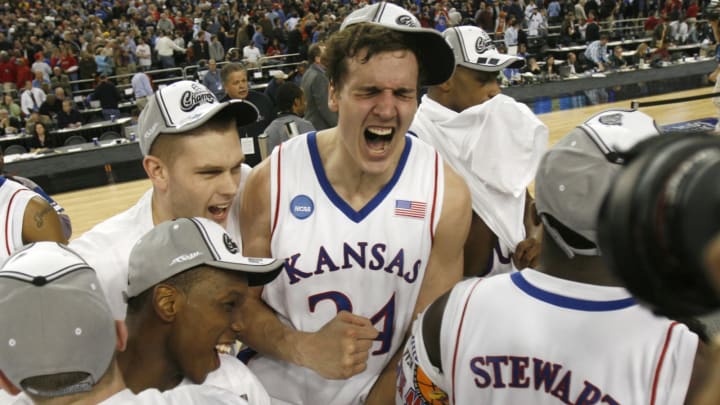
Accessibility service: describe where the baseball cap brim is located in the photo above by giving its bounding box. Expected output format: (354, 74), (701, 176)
(203, 256), (283, 287)
(340, 2), (455, 86)
(138, 81), (260, 155)
(444, 26), (525, 72)
(127, 218), (283, 298)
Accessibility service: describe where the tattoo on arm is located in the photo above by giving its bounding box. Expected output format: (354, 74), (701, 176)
(33, 205), (53, 228)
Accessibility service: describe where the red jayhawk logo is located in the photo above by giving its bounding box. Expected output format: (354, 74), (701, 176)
(180, 83), (217, 112)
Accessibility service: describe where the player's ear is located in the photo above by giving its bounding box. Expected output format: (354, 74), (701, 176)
(328, 82), (339, 112)
(143, 155), (169, 191)
(152, 284), (182, 322)
(115, 320), (128, 352)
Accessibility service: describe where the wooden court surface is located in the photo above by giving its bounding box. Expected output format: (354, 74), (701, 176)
(55, 86), (718, 239)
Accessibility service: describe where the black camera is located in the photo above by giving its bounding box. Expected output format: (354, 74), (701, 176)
(598, 132), (720, 318)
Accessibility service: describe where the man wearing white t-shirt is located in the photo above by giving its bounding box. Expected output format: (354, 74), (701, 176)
(242, 42), (262, 67)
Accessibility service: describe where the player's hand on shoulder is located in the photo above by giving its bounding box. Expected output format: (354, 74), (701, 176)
(298, 310), (379, 380)
(512, 236), (541, 270)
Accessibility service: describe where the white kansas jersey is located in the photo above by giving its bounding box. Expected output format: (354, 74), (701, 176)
(249, 132), (444, 404)
(398, 270), (698, 405)
(0, 177), (36, 259)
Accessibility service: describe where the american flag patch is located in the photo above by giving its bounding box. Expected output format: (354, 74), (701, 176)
(394, 199), (427, 219)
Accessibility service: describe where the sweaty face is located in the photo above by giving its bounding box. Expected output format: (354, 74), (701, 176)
(224, 70), (249, 100)
(445, 66), (501, 112)
(165, 127), (244, 226)
(168, 267), (249, 384)
(329, 49), (419, 176)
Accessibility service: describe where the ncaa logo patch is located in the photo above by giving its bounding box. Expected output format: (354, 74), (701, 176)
(290, 195), (314, 219)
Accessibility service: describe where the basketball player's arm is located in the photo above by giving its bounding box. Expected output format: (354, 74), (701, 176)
(512, 190), (542, 270)
(686, 340), (712, 405)
(237, 159), (379, 380)
(21, 196), (67, 244)
(463, 212), (495, 278)
(365, 163), (471, 405)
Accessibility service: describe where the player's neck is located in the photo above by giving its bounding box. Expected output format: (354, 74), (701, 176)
(118, 329), (183, 393)
(317, 129), (400, 210)
(538, 236), (623, 287)
(33, 362), (126, 405)
(150, 191), (173, 226)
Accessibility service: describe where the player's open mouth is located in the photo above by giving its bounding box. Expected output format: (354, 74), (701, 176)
(215, 343), (233, 355)
(364, 127), (394, 153)
(208, 205), (229, 220)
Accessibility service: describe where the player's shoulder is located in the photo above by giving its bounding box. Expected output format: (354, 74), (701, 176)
(70, 189), (153, 253)
(200, 354), (271, 405)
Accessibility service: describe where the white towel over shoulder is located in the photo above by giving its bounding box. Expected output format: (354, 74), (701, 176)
(411, 94), (548, 249)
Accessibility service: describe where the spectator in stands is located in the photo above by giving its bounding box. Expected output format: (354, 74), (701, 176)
(504, 16), (520, 49)
(584, 10), (600, 42)
(543, 54), (559, 78)
(0, 52), (15, 92)
(242, 41), (262, 67)
(157, 11), (175, 34)
(50, 66), (72, 97)
(670, 16), (689, 44)
(20, 80), (46, 117)
(566, 51), (584, 74)
(2, 94), (21, 121)
(202, 59), (224, 100)
(15, 59), (32, 92)
(78, 51), (97, 86)
(650, 40), (672, 66)
(92, 73), (122, 121)
(27, 122), (57, 151)
(264, 70), (287, 107)
(23, 111), (52, 135)
(59, 48), (79, 89)
(560, 12), (582, 45)
(609, 45), (628, 68)
(548, 0), (562, 24)
(220, 63), (274, 167)
(301, 42), (336, 131)
(584, 33), (610, 71)
(289, 61), (307, 86)
(135, 37), (152, 71)
(31, 53), (52, 82)
(653, 16), (669, 48)
(252, 25), (268, 53)
(156, 30), (186, 69)
(575, 0), (588, 21)
(0, 108), (19, 135)
(523, 56), (543, 74)
(172, 30), (187, 66)
(57, 99), (82, 129)
(265, 38), (285, 58)
(94, 47), (114, 78)
(31, 70), (50, 91)
(38, 94), (61, 121)
(209, 34), (225, 62)
(192, 35), (210, 63)
(527, 6), (548, 37)
(475, 2), (495, 32)
(265, 81), (314, 153)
